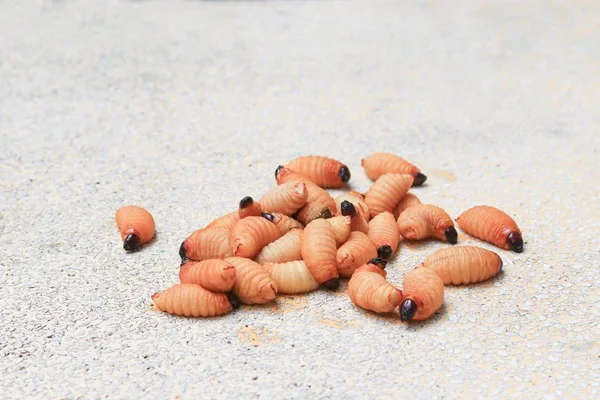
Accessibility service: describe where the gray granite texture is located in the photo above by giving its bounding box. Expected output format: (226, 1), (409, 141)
(1, 0), (599, 398)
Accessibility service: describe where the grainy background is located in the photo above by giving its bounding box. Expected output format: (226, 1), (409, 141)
(1, 0), (599, 398)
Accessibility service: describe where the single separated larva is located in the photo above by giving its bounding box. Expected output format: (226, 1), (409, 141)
(394, 193), (422, 219)
(364, 173), (414, 219)
(229, 215), (281, 259)
(301, 218), (340, 289)
(179, 259), (236, 292)
(337, 231), (378, 277)
(259, 181), (308, 216)
(326, 215), (352, 247)
(335, 193), (370, 222)
(397, 204), (458, 244)
(400, 267), (444, 322)
(254, 228), (303, 264)
(361, 152), (427, 187)
(348, 258), (402, 313)
(180, 226), (233, 262)
(151, 283), (232, 318)
(226, 257), (278, 305)
(115, 205), (155, 251)
(368, 211), (401, 259)
(339, 200), (369, 234)
(285, 155), (351, 189)
(205, 196), (263, 231)
(456, 205), (524, 253)
(275, 166), (336, 224)
(261, 260), (320, 294)
(420, 246), (503, 285)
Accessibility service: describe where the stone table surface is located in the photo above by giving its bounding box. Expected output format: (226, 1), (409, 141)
(1, 0), (599, 398)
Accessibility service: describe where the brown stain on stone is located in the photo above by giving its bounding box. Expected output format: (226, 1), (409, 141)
(430, 169), (457, 182)
(268, 296), (309, 314)
(238, 326), (281, 346)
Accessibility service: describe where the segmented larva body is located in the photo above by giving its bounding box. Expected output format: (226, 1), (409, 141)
(254, 228), (303, 264)
(261, 260), (320, 294)
(420, 246), (503, 285)
(115, 205), (155, 251)
(259, 181), (308, 216)
(364, 173), (414, 219)
(230, 215), (281, 259)
(337, 231), (378, 278)
(151, 284), (232, 318)
(179, 259), (236, 292)
(326, 215), (352, 247)
(226, 257), (278, 305)
(400, 267), (444, 322)
(397, 204), (458, 244)
(266, 212), (304, 236)
(180, 227), (233, 262)
(285, 155), (351, 189)
(275, 167), (336, 224)
(335, 193), (370, 222)
(361, 152), (427, 187)
(394, 193), (422, 219)
(300, 219), (340, 287)
(205, 196), (263, 231)
(348, 261), (402, 313)
(368, 212), (401, 259)
(456, 206), (523, 253)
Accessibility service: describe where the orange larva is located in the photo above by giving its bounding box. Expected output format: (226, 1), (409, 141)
(393, 193), (422, 219)
(275, 166), (336, 224)
(205, 196), (263, 231)
(456, 205), (523, 253)
(151, 283), (232, 318)
(179, 259), (236, 292)
(339, 200), (369, 234)
(361, 152), (427, 186)
(367, 212), (401, 259)
(336, 193), (370, 222)
(226, 257), (278, 305)
(397, 204), (458, 244)
(364, 173), (414, 219)
(254, 228), (303, 264)
(179, 226), (233, 262)
(326, 215), (352, 247)
(259, 181), (308, 216)
(348, 258), (402, 313)
(229, 215), (281, 259)
(285, 155), (351, 189)
(420, 246), (503, 285)
(400, 267), (444, 322)
(115, 205), (155, 251)
(336, 231), (378, 278)
(264, 212), (304, 236)
(300, 218), (340, 289)
(261, 260), (320, 294)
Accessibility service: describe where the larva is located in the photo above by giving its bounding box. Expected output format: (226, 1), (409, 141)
(263, 212), (304, 236)
(336, 231), (378, 278)
(180, 227), (233, 262)
(326, 215), (352, 247)
(420, 246), (503, 285)
(275, 166), (336, 224)
(339, 201), (369, 234)
(335, 193), (370, 222)
(300, 218), (340, 289)
(397, 204), (458, 244)
(400, 267), (444, 322)
(285, 155), (351, 189)
(115, 205), (155, 251)
(261, 260), (320, 294)
(229, 215), (281, 259)
(393, 193), (422, 219)
(364, 173), (414, 219)
(361, 152), (427, 187)
(151, 283), (232, 318)
(456, 205), (523, 253)
(254, 228), (303, 264)
(259, 181), (308, 216)
(367, 212), (401, 259)
(226, 257), (278, 304)
(179, 259), (236, 292)
(205, 196), (263, 231)
(348, 258), (402, 313)
(238, 196), (263, 219)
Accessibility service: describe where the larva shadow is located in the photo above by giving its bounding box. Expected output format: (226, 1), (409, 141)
(402, 303), (448, 328)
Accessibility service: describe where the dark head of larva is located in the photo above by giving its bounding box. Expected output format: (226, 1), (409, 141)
(261, 212), (275, 222)
(340, 200), (356, 217)
(400, 299), (418, 322)
(339, 165), (351, 183)
(321, 278), (340, 290)
(227, 292), (241, 310)
(179, 241), (187, 261)
(319, 208), (333, 219)
(377, 245), (393, 259)
(412, 172), (427, 187)
(445, 226), (458, 244)
(123, 234), (141, 252)
(368, 257), (388, 269)
(507, 232), (523, 253)
(274, 165), (284, 179)
(239, 196), (254, 209)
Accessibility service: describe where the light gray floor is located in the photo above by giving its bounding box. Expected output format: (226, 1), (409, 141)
(1, 0), (599, 398)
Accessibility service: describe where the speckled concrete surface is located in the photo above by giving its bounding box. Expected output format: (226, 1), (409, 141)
(1, 0), (599, 398)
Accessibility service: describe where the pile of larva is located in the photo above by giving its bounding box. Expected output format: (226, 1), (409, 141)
(115, 153), (523, 322)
